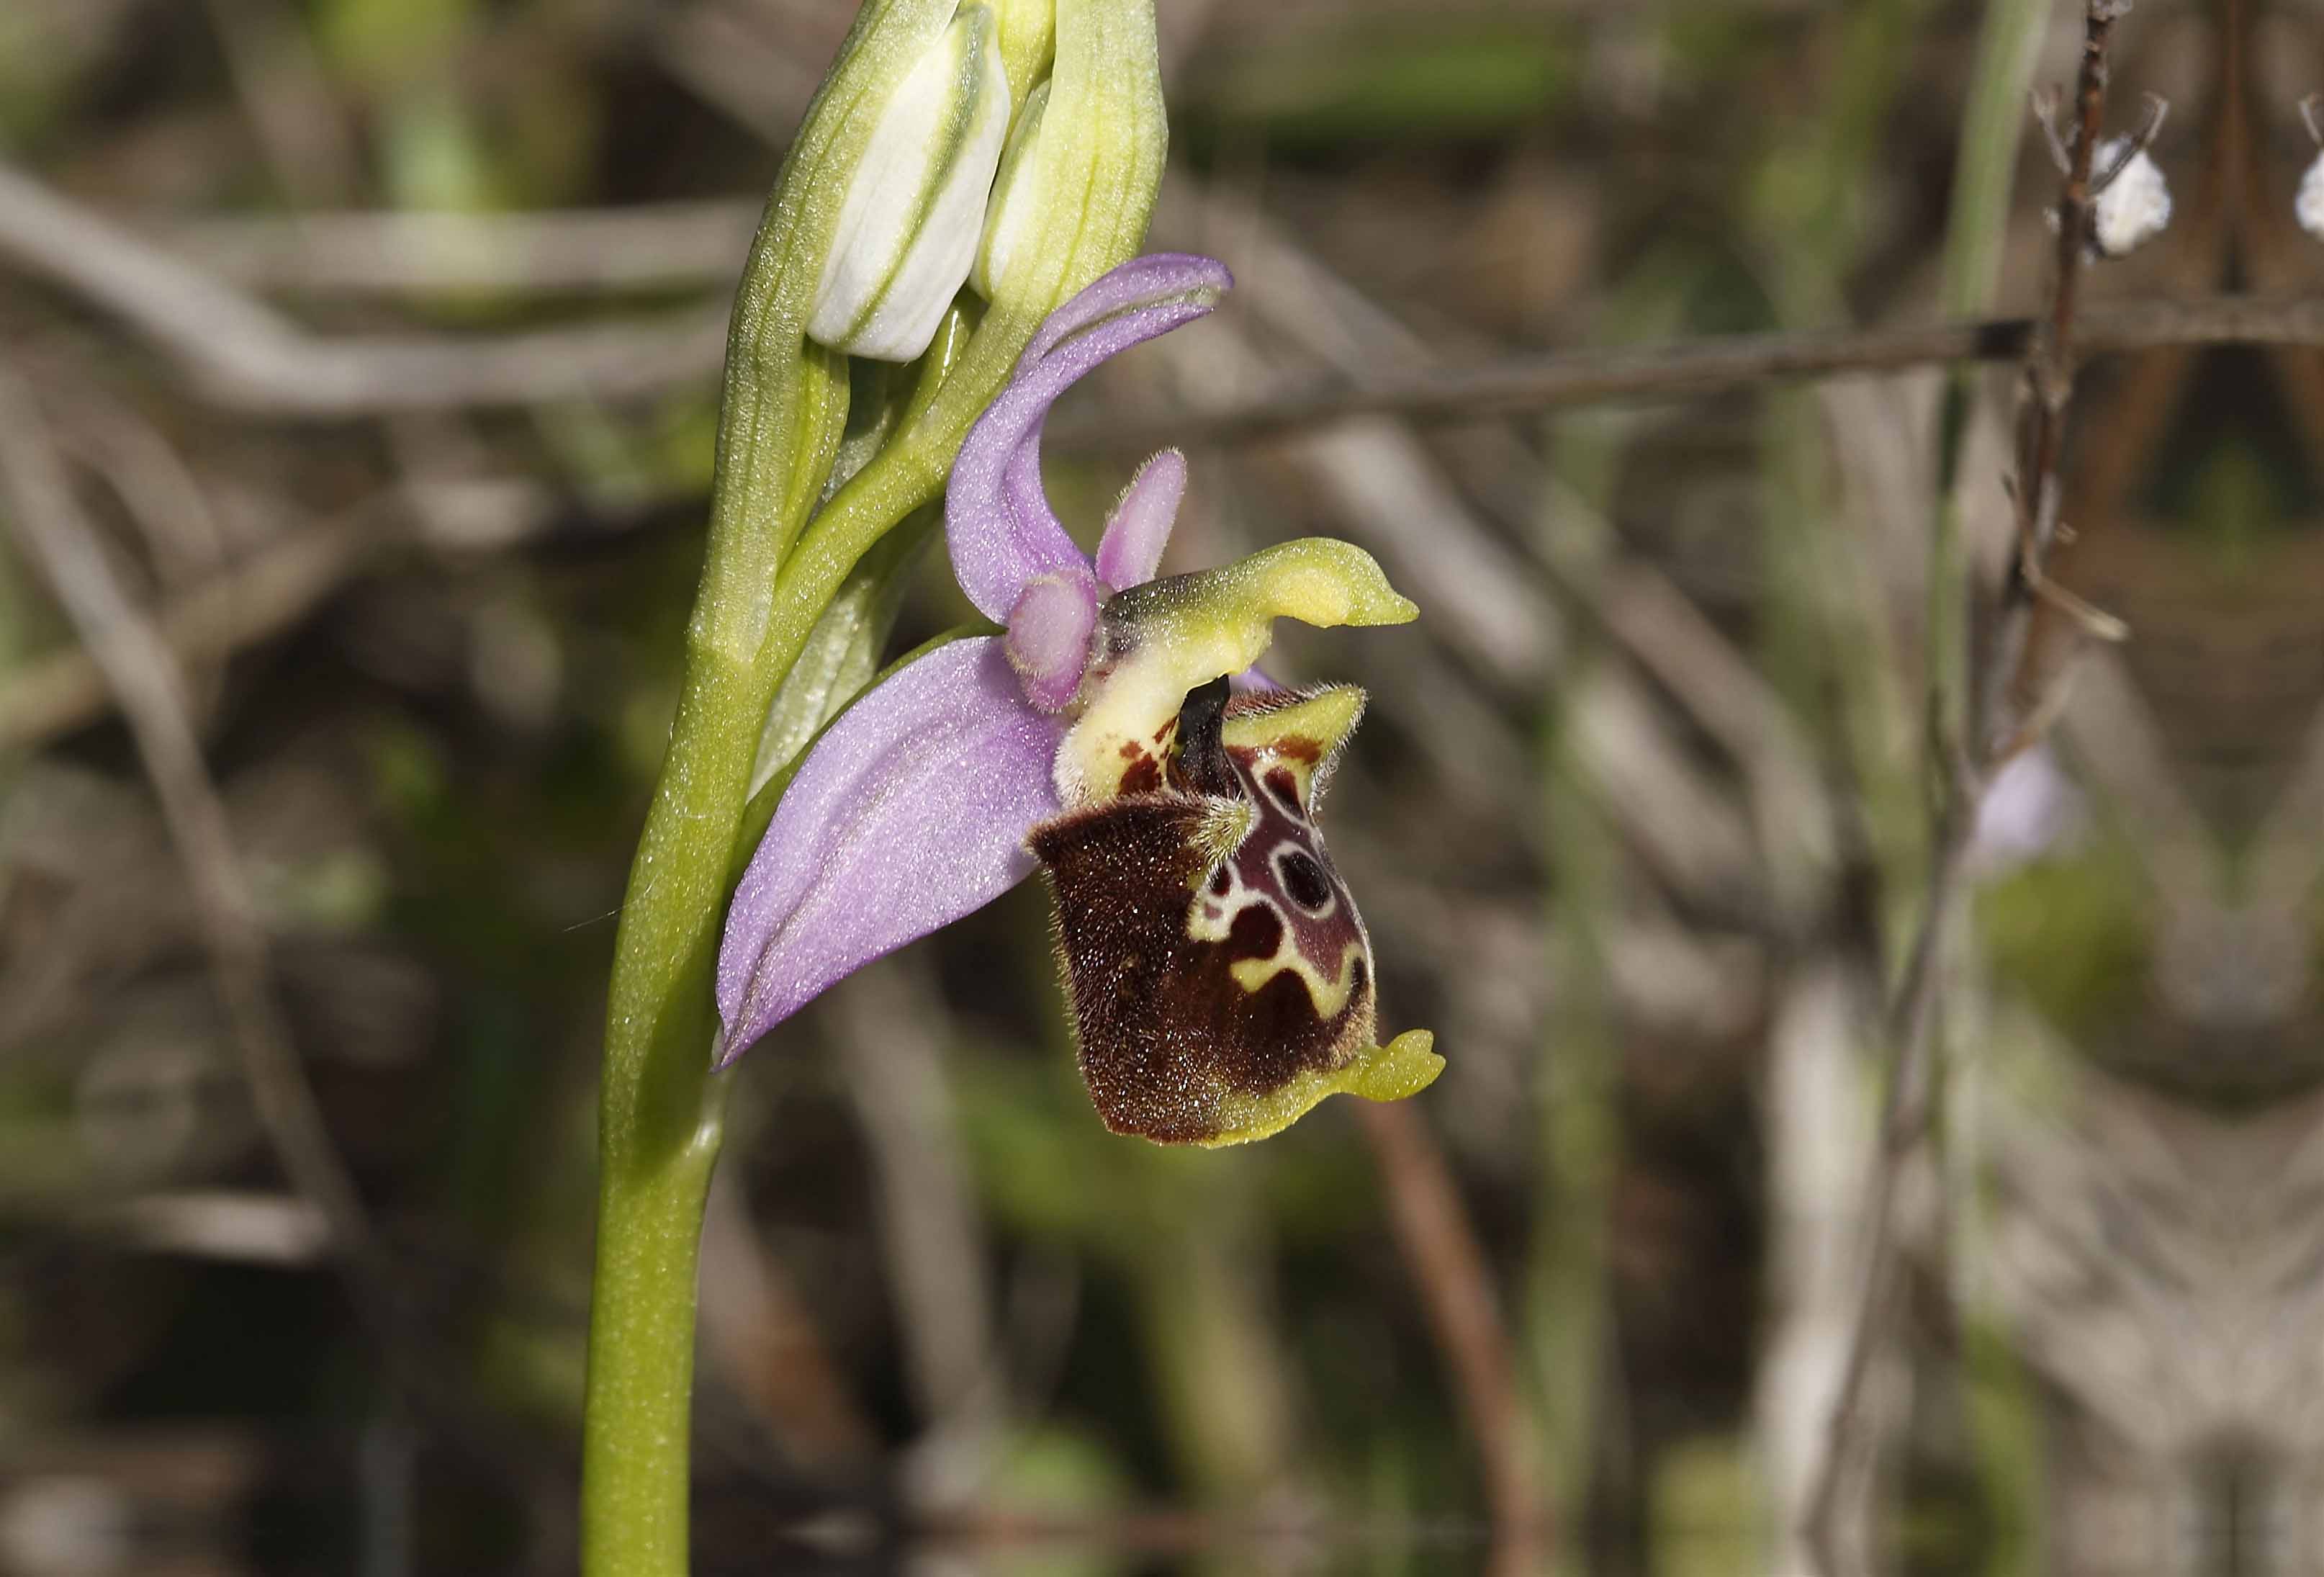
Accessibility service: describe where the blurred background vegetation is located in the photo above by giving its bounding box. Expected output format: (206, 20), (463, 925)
(4, 0), (2322, 1573)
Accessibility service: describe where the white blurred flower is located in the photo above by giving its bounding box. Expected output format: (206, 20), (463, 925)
(2298, 149), (2324, 240)
(2089, 135), (2171, 258)
(808, 4), (1012, 361)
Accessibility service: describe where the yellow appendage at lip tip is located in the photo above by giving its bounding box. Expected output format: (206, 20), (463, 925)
(1196, 1030), (1444, 1149)
(1222, 686), (1365, 804)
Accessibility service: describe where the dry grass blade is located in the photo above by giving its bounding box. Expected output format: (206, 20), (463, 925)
(0, 363), (374, 1266)
(168, 201), (763, 296)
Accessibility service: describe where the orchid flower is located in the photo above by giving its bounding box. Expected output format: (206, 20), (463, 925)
(714, 253), (1440, 1145)
(584, 5), (1179, 1563)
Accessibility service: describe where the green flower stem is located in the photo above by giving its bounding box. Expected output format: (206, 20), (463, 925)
(580, 343), (844, 1577)
(580, 985), (729, 1577)
(580, 313), (978, 1577)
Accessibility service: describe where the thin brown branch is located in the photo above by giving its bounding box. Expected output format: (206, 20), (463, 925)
(2016, 4), (2122, 566)
(1055, 295), (2316, 451)
(1354, 1100), (1546, 1576)
(0, 362), (375, 1265)
(0, 162), (726, 415)
(1800, 806), (1971, 1568)
(1803, 4), (2135, 1567)
(9, 146), (2310, 430)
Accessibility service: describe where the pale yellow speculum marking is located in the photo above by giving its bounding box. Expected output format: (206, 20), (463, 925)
(1229, 936), (1365, 1017)
(1185, 871), (1246, 945)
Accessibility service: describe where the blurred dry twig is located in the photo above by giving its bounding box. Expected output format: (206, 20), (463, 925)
(1063, 295), (2324, 449)
(0, 500), (374, 749)
(14, 150), (2318, 435)
(169, 201), (763, 296)
(0, 163), (726, 415)
(0, 364), (375, 1264)
(0, 475), (563, 750)
(1356, 1100), (1547, 1574)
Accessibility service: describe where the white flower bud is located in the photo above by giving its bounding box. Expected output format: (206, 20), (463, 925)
(970, 77), (1049, 300)
(2090, 136), (2170, 258)
(808, 4), (1012, 361)
(2298, 150), (2324, 241)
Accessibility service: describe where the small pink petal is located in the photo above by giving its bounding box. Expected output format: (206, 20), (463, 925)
(1094, 449), (1186, 591)
(1006, 575), (1099, 711)
(946, 256), (1233, 622)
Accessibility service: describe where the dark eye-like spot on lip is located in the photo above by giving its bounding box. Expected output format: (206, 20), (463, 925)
(1276, 848), (1332, 910)
(1265, 768), (1302, 814)
(1349, 954), (1369, 996)
(1207, 866), (1233, 897)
